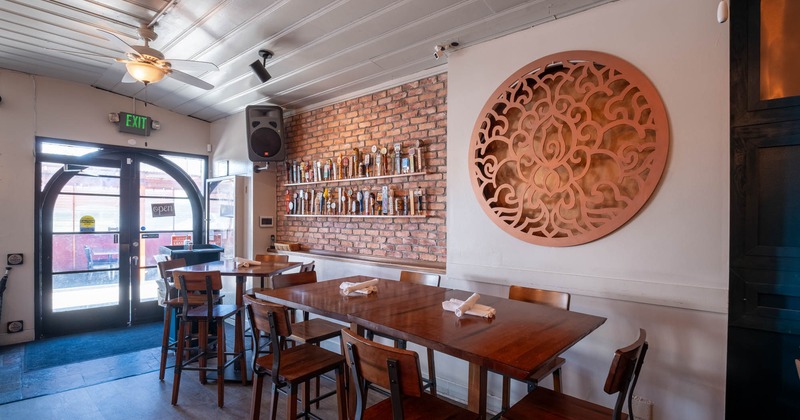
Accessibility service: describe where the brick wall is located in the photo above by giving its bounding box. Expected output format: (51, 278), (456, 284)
(277, 74), (447, 263)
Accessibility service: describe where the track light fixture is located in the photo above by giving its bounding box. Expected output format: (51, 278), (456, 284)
(250, 49), (274, 83)
(433, 42), (459, 60)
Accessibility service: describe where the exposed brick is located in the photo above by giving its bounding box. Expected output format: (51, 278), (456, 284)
(280, 74), (448, 262)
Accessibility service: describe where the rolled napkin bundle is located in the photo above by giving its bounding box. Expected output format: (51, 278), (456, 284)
(235, 257), (262, 268)
(442, 293), (496, 318)
(339, 278), (379, 295)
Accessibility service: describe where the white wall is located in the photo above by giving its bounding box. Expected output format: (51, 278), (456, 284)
(0, 69), (210, 345)
(209, 113), (278, 259)
(447, 0), (728, 418)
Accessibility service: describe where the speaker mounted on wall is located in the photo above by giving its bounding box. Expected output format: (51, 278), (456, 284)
(246, 105), (286, 162)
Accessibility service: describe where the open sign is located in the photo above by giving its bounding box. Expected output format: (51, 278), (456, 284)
(151, 203), (175, 218)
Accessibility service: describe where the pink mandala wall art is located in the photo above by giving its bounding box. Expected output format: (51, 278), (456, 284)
(469, 51), (669, 246)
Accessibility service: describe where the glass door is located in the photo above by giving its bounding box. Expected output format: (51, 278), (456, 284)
(134, 157), (205, 322)
(41, 159), (130, 334)
(37, 141), (206, 337)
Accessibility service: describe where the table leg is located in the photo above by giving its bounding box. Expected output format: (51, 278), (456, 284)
(210, 274), (251, 383)
(468, 363), (488, 419)
(235, 275), (244, 357)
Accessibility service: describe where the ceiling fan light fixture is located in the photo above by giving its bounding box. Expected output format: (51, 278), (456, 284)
(126, 62), (166, 84)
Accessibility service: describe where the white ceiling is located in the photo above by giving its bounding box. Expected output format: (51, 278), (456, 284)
(0, 0), (612, 122)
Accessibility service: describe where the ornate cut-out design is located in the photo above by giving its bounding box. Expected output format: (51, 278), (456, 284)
(469, 51), (669, 246)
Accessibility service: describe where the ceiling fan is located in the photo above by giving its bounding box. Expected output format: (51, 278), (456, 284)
(97, 24), (219, 90)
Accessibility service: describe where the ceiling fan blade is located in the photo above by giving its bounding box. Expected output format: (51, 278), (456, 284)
(97, 28), (139, 56)
(121, 72), (138, 83)
(45, 47), (117, 60)
(169, 69), (214, 90)
(167, 59), (219, 72)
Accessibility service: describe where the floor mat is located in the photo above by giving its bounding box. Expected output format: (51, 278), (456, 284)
(23, 322), (162, 372)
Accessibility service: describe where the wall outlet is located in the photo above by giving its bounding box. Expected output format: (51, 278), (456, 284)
(631, 395), (654, 420)
(6, 320), (23, 333)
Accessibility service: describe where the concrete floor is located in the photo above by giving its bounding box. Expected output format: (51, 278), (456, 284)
(0, 349), (346, 419)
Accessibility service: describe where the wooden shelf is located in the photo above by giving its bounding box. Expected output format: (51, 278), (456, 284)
(284, 171), (427, 187)
(286, 213), (427, 218)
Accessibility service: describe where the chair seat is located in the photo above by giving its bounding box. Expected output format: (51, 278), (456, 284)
(255, 343), (344, 383)
(186, 304), (241, 319)
(502, 387), (628, 420)
(363, 392), (476, 420)
(165, 294), (224, 307)
(288, 318), (343, 344)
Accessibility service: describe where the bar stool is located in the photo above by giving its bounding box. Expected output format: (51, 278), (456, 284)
(156, 258), (191, 380)
(501, 285), (571, 411)
(157, 258), (225, 381)
(171, 270), (246, 408)
(244, 295), (346, 420)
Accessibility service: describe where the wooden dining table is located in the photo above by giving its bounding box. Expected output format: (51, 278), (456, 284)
(254, 275), (607, 419)
(169, 259), (301, 381)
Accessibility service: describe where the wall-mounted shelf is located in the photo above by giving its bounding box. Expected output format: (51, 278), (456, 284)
(286, 213), (427, 219)
(285, 171), (427, 187)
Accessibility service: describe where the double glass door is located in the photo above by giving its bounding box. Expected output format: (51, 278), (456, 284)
(38, 141), (205, 336)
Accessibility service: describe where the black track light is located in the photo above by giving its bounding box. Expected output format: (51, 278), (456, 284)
(250, 49), (273, 83)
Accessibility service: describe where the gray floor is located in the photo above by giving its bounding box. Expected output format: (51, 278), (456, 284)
(0, 347), (346, 419)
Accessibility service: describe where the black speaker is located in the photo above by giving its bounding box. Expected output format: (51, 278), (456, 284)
(246, 105), (286, 162)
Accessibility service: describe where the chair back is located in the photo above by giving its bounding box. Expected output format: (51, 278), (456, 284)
(158, 258), (187, 281)
(243, 294), (294, 380)
(272, 271), (317, 289)
(508, 285), (570, 310)
(300, 261), (316, 272)
(399, 270), (440, 287)
(84, 246), (93, 268)
(254, 253), (289, 263)
(341, 328), (423, 420)
(173, 270), (223, 321)
(604, 328), (648, 420)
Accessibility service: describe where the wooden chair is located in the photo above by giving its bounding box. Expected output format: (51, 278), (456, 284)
(501, 285), (571, 410)
(171, 270), (246, 408)
(299, 260), (316, 272)
(502, 329), (649, 420)
(254, 253), (290, 288)
(271, 271), (342, 345)
(399, 270), (440, 286)
(271, 271), (344, 407)
(244, 295), (346, 420)
(365, 270), (441, 396)
(341, 328), (475, 420)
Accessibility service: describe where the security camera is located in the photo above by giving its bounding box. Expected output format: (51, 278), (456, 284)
(433, 45), (446, 60)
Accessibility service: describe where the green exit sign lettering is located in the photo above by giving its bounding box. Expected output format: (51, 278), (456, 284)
(118, 112), (151, 136)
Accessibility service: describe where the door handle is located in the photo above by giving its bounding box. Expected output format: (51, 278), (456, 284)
(131, 256), (139, 266)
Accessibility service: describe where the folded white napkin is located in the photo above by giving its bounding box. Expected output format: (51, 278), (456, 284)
(339, 278), (379, 295)
(235, 257), (262, 268)
(442, 293), (496, 318)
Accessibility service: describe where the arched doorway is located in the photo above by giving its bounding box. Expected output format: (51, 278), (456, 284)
(36, 139), (206, 337)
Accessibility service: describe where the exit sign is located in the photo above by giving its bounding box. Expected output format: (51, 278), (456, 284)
(118, 112), (151, 136)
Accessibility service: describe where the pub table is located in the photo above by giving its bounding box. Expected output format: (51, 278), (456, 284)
(169, 259), (301, 381)
(255, 276), (606, 419)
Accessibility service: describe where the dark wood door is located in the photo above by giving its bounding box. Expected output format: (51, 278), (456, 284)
(728, 1), (800, 417)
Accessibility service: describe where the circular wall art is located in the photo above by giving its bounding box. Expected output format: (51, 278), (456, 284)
(469, 51), (669, 246)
